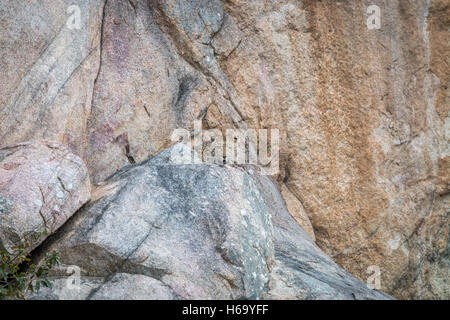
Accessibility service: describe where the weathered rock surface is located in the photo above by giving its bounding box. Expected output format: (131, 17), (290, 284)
(0, 141), (91, 252)
(217, 0), (449, 299)
(29, 144), (391, 300)
(0, 0), (448, 299)
(280, 183), (315, 241)
(0, 0), (104, 156)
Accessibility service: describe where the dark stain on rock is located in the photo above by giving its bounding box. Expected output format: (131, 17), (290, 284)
(173, 75), (199, 124)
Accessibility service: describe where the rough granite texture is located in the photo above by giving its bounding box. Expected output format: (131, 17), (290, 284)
(0, 0), (448, 299)
(0, 141), (91, 252)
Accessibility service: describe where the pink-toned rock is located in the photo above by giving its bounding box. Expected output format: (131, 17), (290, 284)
(0, 141), (90, 252)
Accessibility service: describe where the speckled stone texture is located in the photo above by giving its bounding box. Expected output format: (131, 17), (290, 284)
(0, 141), (91, 252)
(28, 144), (391, 300)
(0, 0), (448, 299)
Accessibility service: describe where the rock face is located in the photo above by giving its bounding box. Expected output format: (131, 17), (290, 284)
(217, 0), (449, 299)
(0, 0), (104, 156)
(0, 0), (448, 299)
(29, 144), (390, 300)
(0, 141), (91, 252)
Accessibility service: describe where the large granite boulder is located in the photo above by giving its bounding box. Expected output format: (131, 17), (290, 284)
(0, 141), (91, 252)
(29, 144), (391, 300)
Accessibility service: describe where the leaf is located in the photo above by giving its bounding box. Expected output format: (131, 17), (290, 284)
(42, 279), (51, 288)
(36, 267), (44, 277)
